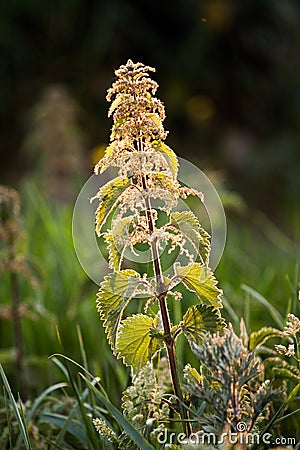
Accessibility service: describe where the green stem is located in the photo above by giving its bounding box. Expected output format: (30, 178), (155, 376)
(295, 336), (300, 371)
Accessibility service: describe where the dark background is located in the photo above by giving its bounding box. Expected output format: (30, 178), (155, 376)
(1, 0), (300, 224)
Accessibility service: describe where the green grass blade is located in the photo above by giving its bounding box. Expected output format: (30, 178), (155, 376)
(3, 388), (13, 449)
(273, 406), (300, 424)
(77, 325), (88, 371)
(54, 384), (107, 446)
(80, 374), (155, 450)
(76, 325), (97, 412)
(37, 434), (67, 449)
(50, 356), (70, 379)
(0, 363), (32, 450)
(50, 353), (109, 398)
(26, 382), (68, 425)
(222, 295), (239, 328)
(39, 413), (87, 445)
(66, 365), (101, 450)
(241, 284), (285, 328)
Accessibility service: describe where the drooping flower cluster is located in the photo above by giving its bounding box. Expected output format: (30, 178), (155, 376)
(274, 313), (300, 358)
(93, 418), (117, 443)
(120, 362), (170, 445)
(275, 343), (295, 357)
(283, 313), (300, 337)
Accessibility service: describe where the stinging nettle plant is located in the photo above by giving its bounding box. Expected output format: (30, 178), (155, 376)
(91, 60), (225, 435)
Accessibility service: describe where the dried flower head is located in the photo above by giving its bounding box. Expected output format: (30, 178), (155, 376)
(94, 60), (169, 177)
(92, 60), (208, 271)
(283, 313), (300, 337)
(275, 343), (295, 357)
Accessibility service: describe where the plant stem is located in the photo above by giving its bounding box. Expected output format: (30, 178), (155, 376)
(140, 171), (191, 436)
(10, 271), (27, 400)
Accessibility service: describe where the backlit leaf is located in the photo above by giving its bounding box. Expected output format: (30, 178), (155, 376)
(146, 113), (162, 129)
(116, 314), (158, 372)
(94, 142), (116, 174)
(175, 263), (222, 308)
(249, 327), (288, 351)
(170, 211), (210, 264)
(96, 270), (140, 352)
(108, 94), (125, 117)
(104, 216), (134, 270)
(273, 367), (300, 383)
(152, 140), (178, 178)
(92, 177), (130, 234)
(181, 304), (226, 344)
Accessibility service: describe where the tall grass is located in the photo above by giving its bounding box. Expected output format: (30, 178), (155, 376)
(0, 180), (298, 393)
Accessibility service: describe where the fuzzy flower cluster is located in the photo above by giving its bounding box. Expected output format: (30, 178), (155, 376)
(117, 151), (172, 179)
(107, 60), (167, 142)
(92, 418), (117, 443)
(95, 59), (168, 178)
(283, 313), (300, 337)
(121, 362), (169, 440)
(274, 313), (300, 358)
(93, 60), (205, 279)
(274, 343), (295, 357)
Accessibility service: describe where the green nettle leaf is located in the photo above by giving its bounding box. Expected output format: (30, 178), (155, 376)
(104, 216), (134, 270)
(181, 304), (226, 344)
(175, 263), (223, 308)
(116, 314), (158, 372)
(273, 367), (300, 383)
(145, 113), (161, 129)
(94, 177), (130, 234)
(170, 211), (210, 264)
(249, 327), (288, 351)
(96, 142), (116, 174)
(96, 270), (140, 352)
(151, 140), (178, 178)
(108, 94), (125, 117)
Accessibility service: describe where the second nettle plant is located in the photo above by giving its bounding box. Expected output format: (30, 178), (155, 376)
(91, 60), (225, 435)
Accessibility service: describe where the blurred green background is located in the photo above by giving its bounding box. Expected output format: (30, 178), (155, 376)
(1, 0), (300, 218)
(0, 0), (299, 400)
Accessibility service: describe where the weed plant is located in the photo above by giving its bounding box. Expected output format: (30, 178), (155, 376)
(0, 61), (299, 449)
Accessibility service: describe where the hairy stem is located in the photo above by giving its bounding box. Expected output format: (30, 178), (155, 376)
(140, 164), (191, 435)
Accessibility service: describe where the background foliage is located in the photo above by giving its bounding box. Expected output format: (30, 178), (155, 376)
(1, 0), (300, 220)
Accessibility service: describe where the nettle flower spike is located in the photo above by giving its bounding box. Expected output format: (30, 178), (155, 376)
(92, 60), (225, 436)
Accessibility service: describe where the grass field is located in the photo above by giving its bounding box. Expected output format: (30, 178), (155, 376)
(0, 178), (299, 448)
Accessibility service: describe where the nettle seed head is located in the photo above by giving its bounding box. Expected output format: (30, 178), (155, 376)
(95, 60), (170, 178)
(106, 59), (167, 142)
(92, 60), (206, 272)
